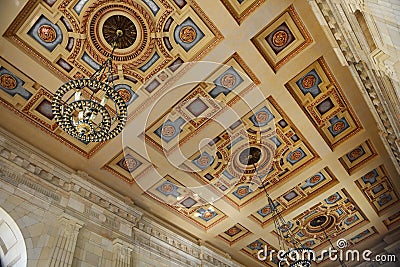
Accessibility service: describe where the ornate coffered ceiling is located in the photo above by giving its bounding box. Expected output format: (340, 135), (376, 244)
(0, 0), (399, 266)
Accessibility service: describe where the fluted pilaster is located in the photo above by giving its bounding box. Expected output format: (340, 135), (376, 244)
(112, 239), (134, 267)
(49, 215), (84, 267)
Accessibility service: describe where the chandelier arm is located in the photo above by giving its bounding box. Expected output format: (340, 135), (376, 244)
(90, 59), (107, 80)
(61, 91), (77, 108)
(97, 62), (109, 84)
(274, 213), (286, 251)
(252, 161), (304, 251)
(253, 162), (286, 251)
(104, 57), (120, 118)
(320, 225), (347, 267)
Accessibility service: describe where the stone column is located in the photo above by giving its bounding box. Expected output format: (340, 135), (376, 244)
(49, 215), (84, 267)
(112, 239), (134, 267)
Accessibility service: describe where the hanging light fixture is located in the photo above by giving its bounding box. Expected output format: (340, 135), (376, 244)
(247, 150), (315, 267)
(318, 220), (347, 267)
(52, 29), (128, 142)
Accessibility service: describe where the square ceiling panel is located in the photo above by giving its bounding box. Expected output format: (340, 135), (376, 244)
(338, 140), (377, 175)
(285, 57), (363, 150)
(250, 167), (338, 226)
(251, 5), (312, 72)
(274, 189), (368, 251)
(355, 165), (399, 215)
(220, 0), (266, 25)
(144, 53), (258, 154)
(218, 223), (252, 245)
(145, 174), (227, 230)
(184, 96), (319, 209)
(4, 0), (223, 109)
(103, 147), (152, 183)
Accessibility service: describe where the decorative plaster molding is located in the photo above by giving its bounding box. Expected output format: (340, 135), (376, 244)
(0, 127), (243, 267)
(309, 0), (400, 170)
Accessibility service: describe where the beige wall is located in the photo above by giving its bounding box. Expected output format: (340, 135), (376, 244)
(0, 128), (242, 267)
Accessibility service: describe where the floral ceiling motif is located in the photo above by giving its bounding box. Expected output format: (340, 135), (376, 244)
(1, 1), (399, 266)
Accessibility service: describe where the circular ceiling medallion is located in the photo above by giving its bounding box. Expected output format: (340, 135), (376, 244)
(0, 74), (17, 90)
(161, 183), (174, 193)
(239, 147), (261, 166)
(102, 15), (137, 49)
(230, 141), (275, 178)
(302, 75), (316, 89)
(203, 211), (214, 219)
(227, 227), (241, 236)
(161, 125), (175, 137)
(179, 25), (197, 43)
(332, 121), (345, 133)
(289, 150), (303, 161)
(349, 148), (363, 160)
(310, 174), (321, 183)
(197, 155), (211, 166)
(117, 88), (132, 103)
(123, 157), (139, 171)
(83, 2), (155, 65)
(221, 74), (236, 88)
(255, 111), (270, 124)
(272, 30), (288, 47)
(236, 186), (249, 196)
(38, 25), (57, 43)
(306, 214), (336, 234)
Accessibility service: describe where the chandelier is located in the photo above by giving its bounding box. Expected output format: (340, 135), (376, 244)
(52, 29), (128, 142)
(247, 150), (314, 267)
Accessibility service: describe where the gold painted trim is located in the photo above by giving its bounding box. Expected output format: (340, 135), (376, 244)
(143, 192), (228, 231)
(220, 0), (267, 25)
(251, 5), (313, 73)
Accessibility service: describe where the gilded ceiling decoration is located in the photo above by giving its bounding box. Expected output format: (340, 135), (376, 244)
(250, 167), (338, 226)
(355, 165), (399, 215)
(285, 57), (362, 149)
(276, 189), (367, 250)
(103, 147), (152, 183)
(145, 174), (228, 230)
(218, 223), (252, 245)
(5, 0), (222, 85)
(251, 5), (312, 72)
(220, 0), (266, 24)
(144, 53), (258, 154)
(3, 0), (222, 157)
(338, 139), (377, 174)
(1, 0), (399, 266)
(184, 96), (319, 208)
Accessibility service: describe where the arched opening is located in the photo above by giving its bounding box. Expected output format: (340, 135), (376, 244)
(0, 207), (27, 267)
